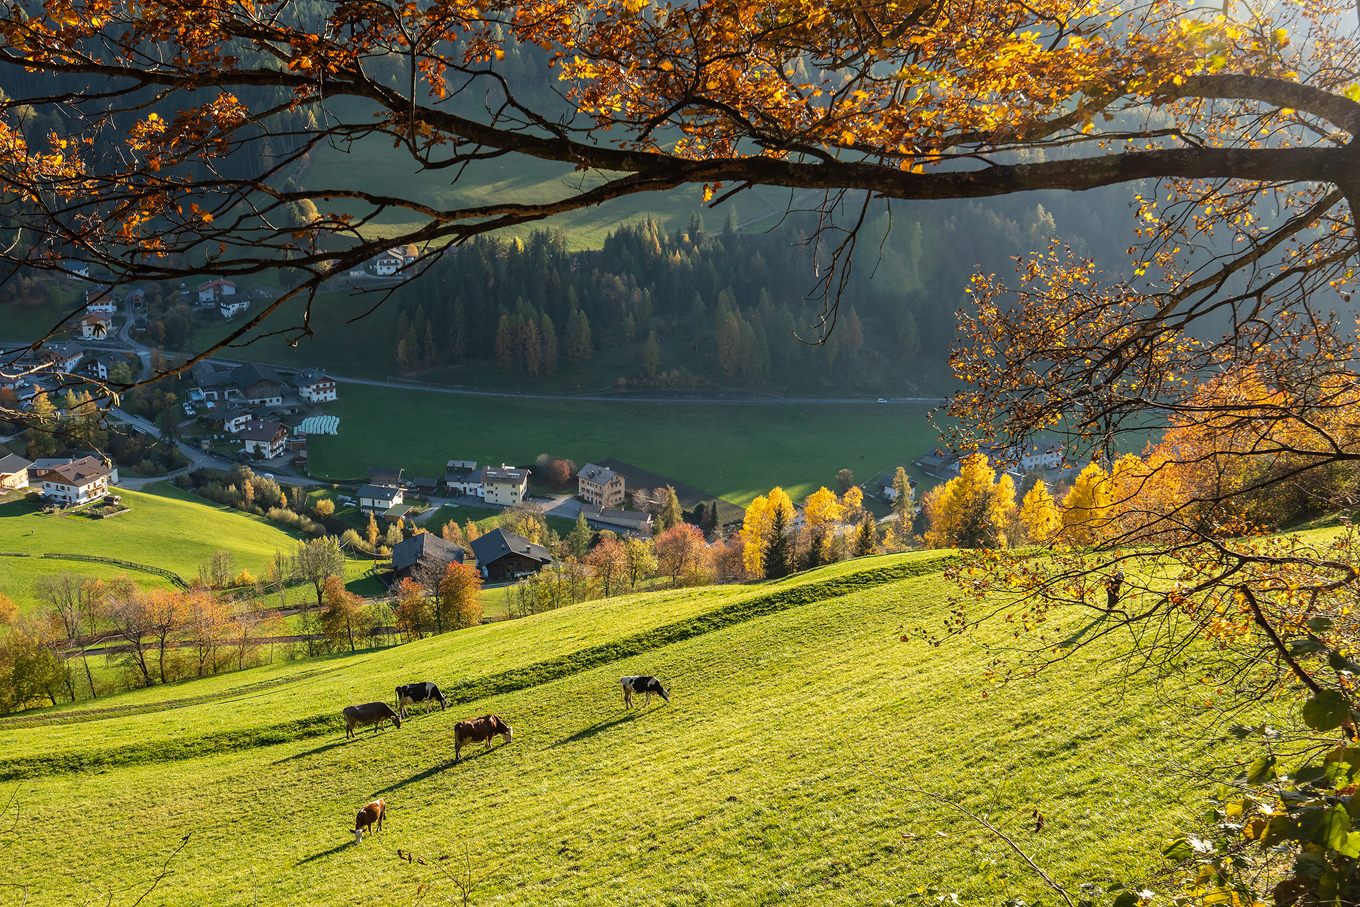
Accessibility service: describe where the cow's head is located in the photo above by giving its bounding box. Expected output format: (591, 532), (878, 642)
(495, 717), (513, 744)
(656, 686), (671, 703)
(391, 715), (402, 730)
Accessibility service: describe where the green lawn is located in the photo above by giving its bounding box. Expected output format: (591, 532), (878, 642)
(0, 552), (1238, 905)
(304, 137), (720, 250)
(0, 483), (375, 610)
(308, 385), (942, 506)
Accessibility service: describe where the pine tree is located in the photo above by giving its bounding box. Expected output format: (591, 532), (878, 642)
(494, 312), (514, 369)
(854, 516), (878, 556)
(725, 205), (739, 235)
(843, 307), (865, 359)
(540, 312), (558, 374)
(522, 317), (542, 376)
(450, 298), (467, 361)
(764, 505), (792, 579)
(568, 510), (592, 559)
(659, 485), (682, 531)
(643, 331), (660, 378)
(566, 309), (594, 363)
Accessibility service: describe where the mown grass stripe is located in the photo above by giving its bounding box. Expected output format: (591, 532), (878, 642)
(0, 556), (950, 780)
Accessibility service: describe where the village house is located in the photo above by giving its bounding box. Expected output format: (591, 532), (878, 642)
(577, 463), (625, 509)
(84, 287), (116, 314)
(197, 278), (237, 304)
(88, 355), (117, 381)
(0, 453), (32, 490)
(205, 406), (252, 434)
(39, 342), (85, 373)
(292, 369), (337, 403)
(233, 364), (284, 408)
(469, 527), (553, 582)
(125, 286), (146, 306)
(579, 503), (653, 537)
(64, 260), (89, 281)
(482, 464), (529, 507)
(38, 456), (111, 505)
(368, 466), (403, 487)
(444, 460), (483, 497)
(219, 297), (250, 320)
(193, 362), (236, 402)
(33, 455), (119, 485)
(916, 447), (960, 478)
(79, 311), (112, 340)
(993, 437), (1066, 471)
(357, 482), (404, 511)
(239, 420), (288, 458)
(409, 477), (438, 495)
(391, 533), (465, 583)
(371, 246), (416, 276)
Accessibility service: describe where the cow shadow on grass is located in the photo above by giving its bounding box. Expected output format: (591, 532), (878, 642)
(1055, 613), (1112, 650)
(551, 712), (643, 748)
(372, 745), (500, 796)
(271, 737), (351, 765)
(296, 841), (353, 865)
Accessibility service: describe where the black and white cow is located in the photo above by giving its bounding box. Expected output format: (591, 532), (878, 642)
(621, 675), (670, 709)
(396, 681), (448, 718)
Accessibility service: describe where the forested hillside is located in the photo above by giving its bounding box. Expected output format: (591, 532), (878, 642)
(388, 189), (1140, 393)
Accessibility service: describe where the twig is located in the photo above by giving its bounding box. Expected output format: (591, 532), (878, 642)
(906, 787), (1076, 907)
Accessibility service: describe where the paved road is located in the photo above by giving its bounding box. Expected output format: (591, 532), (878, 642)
(106, 407), (327, 490)
(325, 373), (947, 406)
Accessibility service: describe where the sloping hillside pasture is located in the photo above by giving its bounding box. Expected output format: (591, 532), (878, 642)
(0, 553), (1230, 905)
(0, 483), (374, 611)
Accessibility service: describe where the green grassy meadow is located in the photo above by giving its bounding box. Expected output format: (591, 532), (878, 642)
(309, 385), (941, 506)
(304, 140), (719, 250)
(0, 553), (1233, 905)
(0, 483), (373, 610)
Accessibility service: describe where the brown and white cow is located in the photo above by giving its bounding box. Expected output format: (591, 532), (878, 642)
(453, 714), (513, 763)
(342, 702), (402, 739)
(355, 798), (385, 844)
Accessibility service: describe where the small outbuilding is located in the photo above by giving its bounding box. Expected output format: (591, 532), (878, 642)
(469, 527), (552, 582)
(391, 533), (465, 583)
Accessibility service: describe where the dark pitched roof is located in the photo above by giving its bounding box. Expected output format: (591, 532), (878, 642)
(231, 363), (283, 391)
(368, 466), (403, 486)
(193, 361), (228, 387)
(206, 406), (251, 423)
(239, 419), (285, 442)
(357, 483), (402, 502)
(577, 463), (620, 485)
(0, 453), (32, 474)
(469, 527), (552, 566)
(41, 456), (109, 486)
(391, 533), (465, 573)
(292, 368), (333, 388)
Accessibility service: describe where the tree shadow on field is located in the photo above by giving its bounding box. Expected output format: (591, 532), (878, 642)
(297, 841), (352, 865)
(1055, 613), (1111, 650)
(373, 745), (501, 795)
(551, 712), (642, 748)
(272, 737), (350, 765)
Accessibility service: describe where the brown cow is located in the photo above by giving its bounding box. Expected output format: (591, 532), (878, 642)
(342, 702), (402, 739)
(355, 798), (385, 844)
(454, 714), (513, 763)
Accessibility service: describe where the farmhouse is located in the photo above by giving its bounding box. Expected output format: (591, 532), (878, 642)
(577, 463), (625, 508)
(193, 362), (236, 402)
(391, 533), (465, 582)
(444, 460), (483, 497)
(0, 453), (32, 490)
(240, 420), (288, 458)
(357, 483), (404, 511)
(219, 298), (250, 320)
(79, 311), (112, 340)
(87, 355), (119, 380)
(469, 527), (552, 582)
(579, 503), (653, 537)
(483, 464), (529, 507)
(84, 288), (116, 313)
(292, 369), (337, 403)
(125, 286), (146, 306)
(368, 466), (403, 487)
(205, 406), (252, 434)
(372, 246), (416, 276)
(916, 447), (960, 477)
(39, 342), (85, 373)
(197, 278), (237, 303)
(63, 259), (89, 280)
(232, 364), (283, 407)
(993, 437), (1065, 471)
(38, 456), (111, 505)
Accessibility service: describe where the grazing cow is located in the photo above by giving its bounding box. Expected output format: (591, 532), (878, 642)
(355, 799), (385, 844)
(454, 714), (513, 763)
(342, 702), (402, 739)
(621, 675), (670, 709)
(396, 681), (448, 718)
